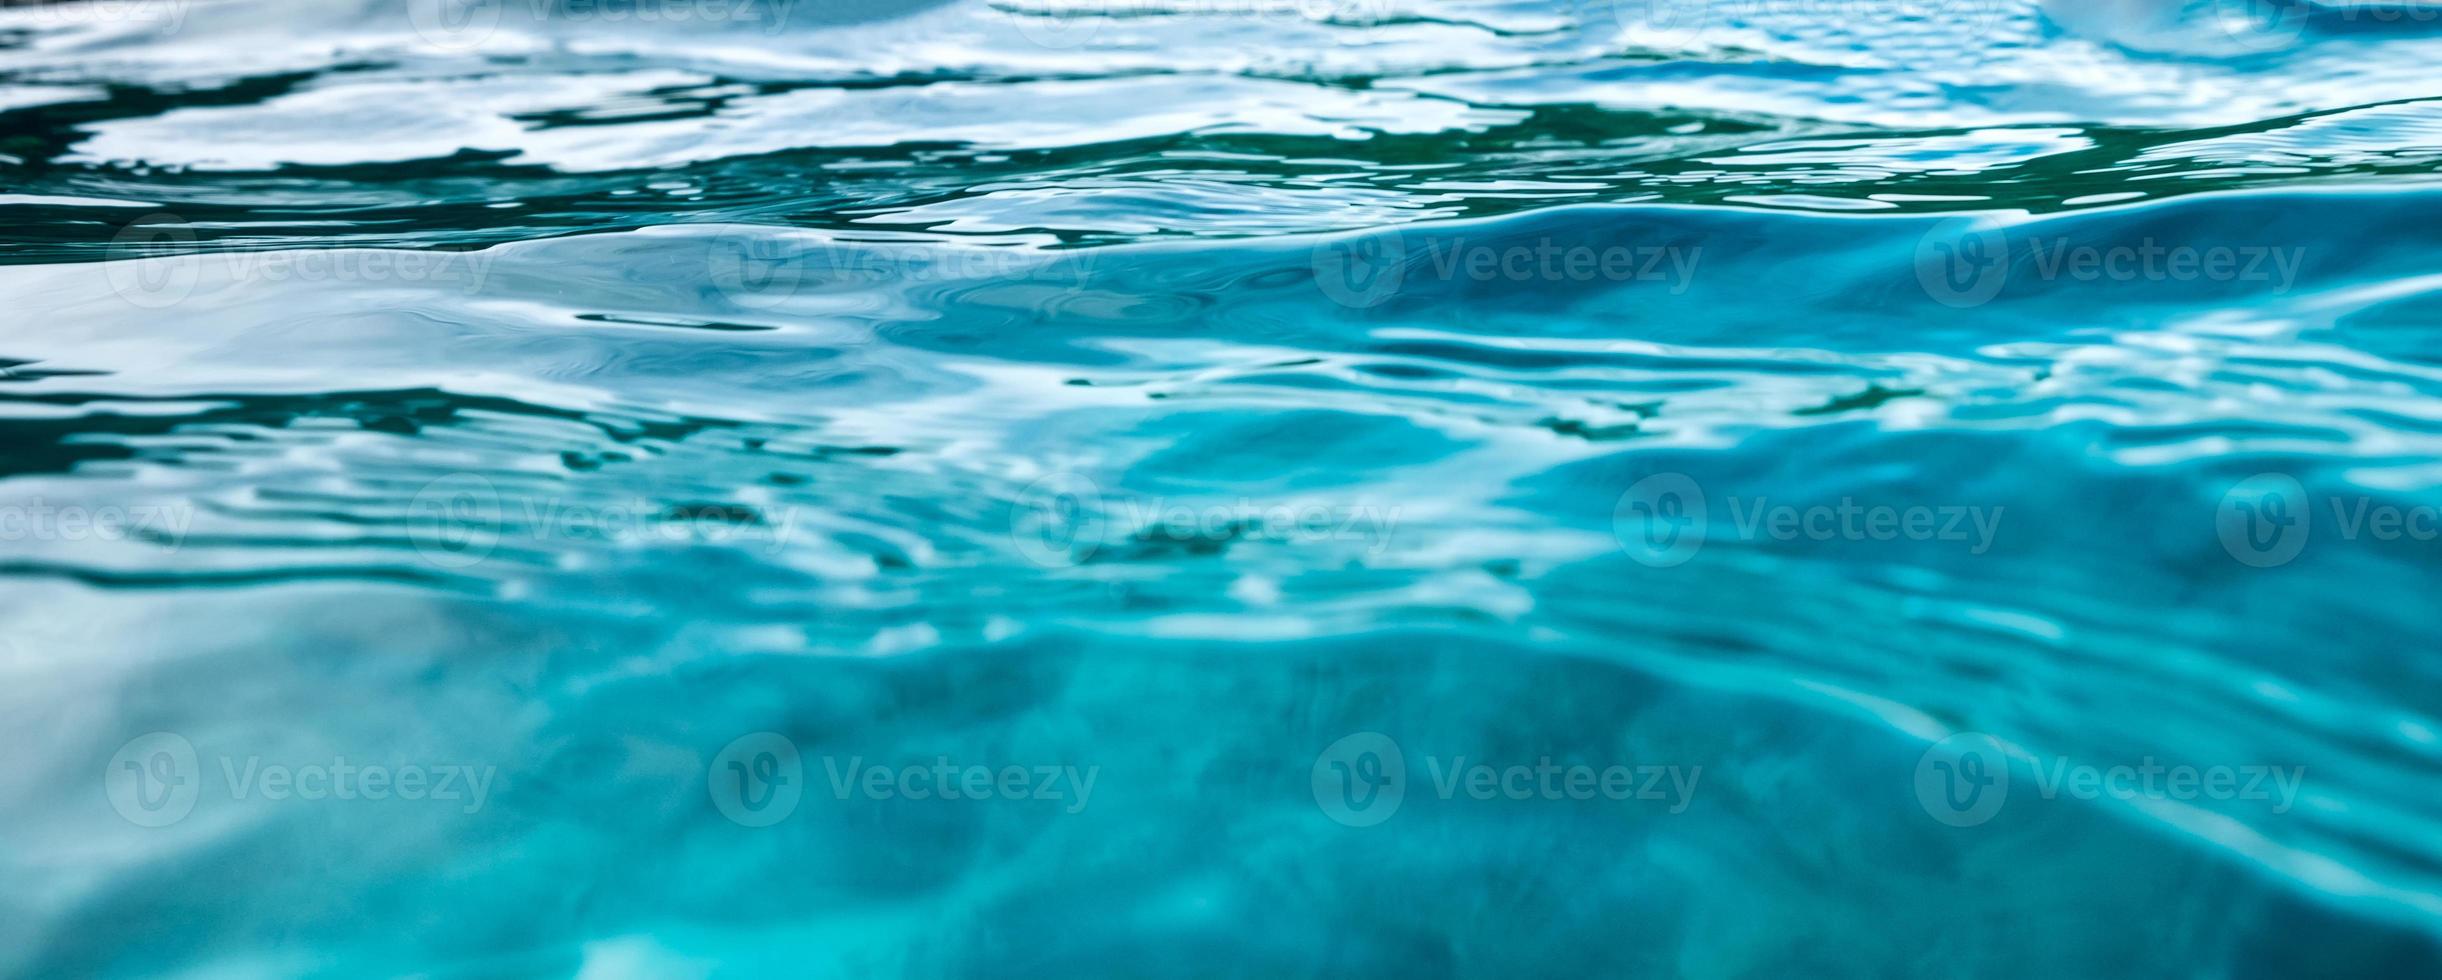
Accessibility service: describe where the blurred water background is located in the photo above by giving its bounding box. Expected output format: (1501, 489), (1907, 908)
(3, 0), (2442, 975)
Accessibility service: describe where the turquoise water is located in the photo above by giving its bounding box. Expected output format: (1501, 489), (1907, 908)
(5, 0), (2442, 974)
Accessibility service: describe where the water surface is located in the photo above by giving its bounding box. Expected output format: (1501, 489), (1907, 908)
(4, 0), (2442, 975)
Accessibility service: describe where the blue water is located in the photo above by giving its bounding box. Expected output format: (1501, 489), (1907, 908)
(4, 0), (2442, 975)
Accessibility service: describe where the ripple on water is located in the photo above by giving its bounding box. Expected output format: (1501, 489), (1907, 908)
(6, 0), (2442, 974)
